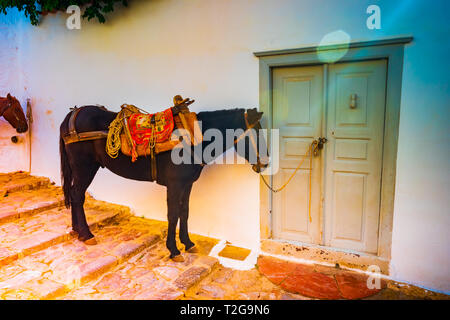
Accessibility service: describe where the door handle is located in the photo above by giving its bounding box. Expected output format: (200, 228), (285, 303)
(313, 137), (327, 156)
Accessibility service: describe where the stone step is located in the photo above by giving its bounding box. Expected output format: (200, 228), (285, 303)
(0, 199), (131, 267)
(0, 186), (64, 225)
(60, 234), (220, 300)
(0, 216), (167, 299)
(256, 255), (386, 300)
(0, 172), (52, 196)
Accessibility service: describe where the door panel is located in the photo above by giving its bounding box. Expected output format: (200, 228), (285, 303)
(324, 60), (387, 254)
(272, 65), (323, 244)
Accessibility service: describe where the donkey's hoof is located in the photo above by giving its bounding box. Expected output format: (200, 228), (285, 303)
(171, 254), (185, 262)
(83, 237), (97, 245)
(186, 246), (199, 253)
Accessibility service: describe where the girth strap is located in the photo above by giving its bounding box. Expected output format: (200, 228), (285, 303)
(151, 147), (157, 181)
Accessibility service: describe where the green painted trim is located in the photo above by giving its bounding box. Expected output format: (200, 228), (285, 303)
(253, 36), (413, 57)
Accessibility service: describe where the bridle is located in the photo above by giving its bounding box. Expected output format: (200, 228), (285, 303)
(234, 113), (267, 172)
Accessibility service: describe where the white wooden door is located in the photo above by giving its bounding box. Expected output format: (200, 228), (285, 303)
(271, 60), (387, 254)
(324, 60), (387, 254)
(272, 65), (323, 244)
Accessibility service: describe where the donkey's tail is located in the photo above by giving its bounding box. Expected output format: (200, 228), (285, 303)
(60, 134), (72, 208)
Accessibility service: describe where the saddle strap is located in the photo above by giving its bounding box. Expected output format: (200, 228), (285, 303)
(63, 106), (108, 144)
(151, 147), (157, 181)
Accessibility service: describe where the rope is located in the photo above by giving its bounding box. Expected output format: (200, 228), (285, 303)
(106, 109), (128, 158)
(260, 140), (319, 222)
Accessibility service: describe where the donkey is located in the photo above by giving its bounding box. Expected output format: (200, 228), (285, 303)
(59, 106), (267, 261)
(0, 93), (28, 133)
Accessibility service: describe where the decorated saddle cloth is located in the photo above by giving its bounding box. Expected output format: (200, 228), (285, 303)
(108, 104), (201, 162)
(127, 108), (175, 145)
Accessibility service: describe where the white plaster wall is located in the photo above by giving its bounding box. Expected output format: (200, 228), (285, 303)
(0, 0), (449, 292)
(0, 10), (28, 172)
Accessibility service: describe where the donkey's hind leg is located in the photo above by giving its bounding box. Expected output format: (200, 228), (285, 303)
(70, 161), (100, 244)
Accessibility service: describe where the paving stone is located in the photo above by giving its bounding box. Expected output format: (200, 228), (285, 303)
(238, 291), (278, 300)
(111, 242), (141, 261)
(94, 273), (132, 293)
(280, 292), (312, 300)
(80, 256), (119, 284)
(230, 269), (262, 291)
(0, 187), (64, 224)
(0, 265), (27, 282)
(197, 283), (226, 299)
(335, 272), (384, 299)
(153, 266), (183, 281)
(255, 255), (395, 300)
(281, 270), (341, 299)
(136, 272), (166, 291)
(257, 255), (297, 285)
(1, 173), (442, 301)
(0, 269), (42, 290)
(0, 247), (17, 265)
(211, 267), (234, 284)
(9, 230), (63, 256)
(134, 285), (183, 300)
(18, 278), (67, 299)
(196, 255), (219, 269)
(174, 266), (209, 290)
(17, 259), (51, 274)
(0, 215), (166, 297)
(0, 205), (124, 266)
(1, 287), (37, 300)
(0, 172), (50, 195)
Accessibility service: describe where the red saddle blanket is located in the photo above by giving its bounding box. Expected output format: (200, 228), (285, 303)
(127, 107), (175, 145)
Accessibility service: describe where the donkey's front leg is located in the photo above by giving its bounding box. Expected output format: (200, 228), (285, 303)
(166, 184), (183, 261)
(180, 184), (198, 253)
(179, 183), (197, 253)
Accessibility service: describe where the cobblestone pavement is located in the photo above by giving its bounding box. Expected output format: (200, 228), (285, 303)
(0, 172), (447, 300)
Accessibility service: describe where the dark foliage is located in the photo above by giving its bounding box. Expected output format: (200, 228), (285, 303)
(0, 0), (128, 25)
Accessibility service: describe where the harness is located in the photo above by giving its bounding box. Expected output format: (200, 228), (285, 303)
(62, 97), (198, 182)
(62, 106), (109, 144)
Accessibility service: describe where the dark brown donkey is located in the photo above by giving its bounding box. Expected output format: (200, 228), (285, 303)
(0, 93), (28, 133)
(60, 105), (267, 261)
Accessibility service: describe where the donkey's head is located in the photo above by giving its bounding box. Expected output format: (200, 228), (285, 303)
(235, 108), (269, 173)
(0, 93), (28, 133)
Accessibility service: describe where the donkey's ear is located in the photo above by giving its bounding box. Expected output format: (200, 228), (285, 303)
(7, 93), (12, 100)
(257, 111), (264, 120)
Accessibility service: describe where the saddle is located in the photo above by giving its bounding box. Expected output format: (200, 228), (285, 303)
(63, 96), (202, 181)
(106, 95), (202, 180)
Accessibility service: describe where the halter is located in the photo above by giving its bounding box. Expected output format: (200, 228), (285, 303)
(234, 113), (266, 170)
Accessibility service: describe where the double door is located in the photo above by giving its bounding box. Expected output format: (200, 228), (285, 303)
(272, 59), (387, 254)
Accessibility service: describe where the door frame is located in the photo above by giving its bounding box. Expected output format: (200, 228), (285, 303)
(255, 36), (412, 260)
